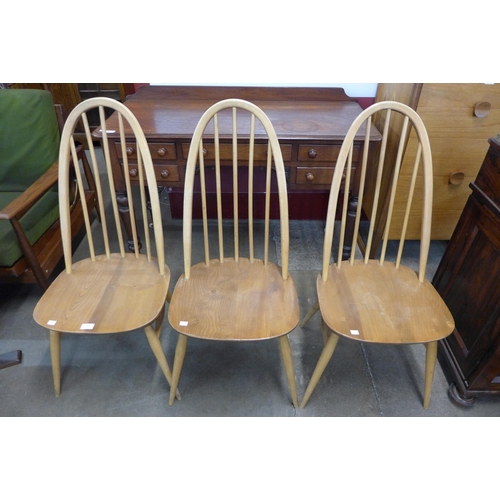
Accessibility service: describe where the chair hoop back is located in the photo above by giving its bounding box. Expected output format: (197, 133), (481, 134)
(322, 101), (433, 283)
(183, 98), (289, 280)
(58, 97), (165, 275)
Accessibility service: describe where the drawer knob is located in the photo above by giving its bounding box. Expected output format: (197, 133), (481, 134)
(306, 173), (315, 182)
(157, 147), (166, 157)
(308, 149), (317, 159)
(449, 171), (465, 185)
(129, 168), (138, 178)
(126, 147), (135, 157)
(202, 148), (207, 157)
(474, 102), (491, 118)
(161, 169), (170, 179)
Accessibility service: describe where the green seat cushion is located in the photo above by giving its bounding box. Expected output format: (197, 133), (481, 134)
(0, 89), (60, 191)
(0, 190), (59, 267)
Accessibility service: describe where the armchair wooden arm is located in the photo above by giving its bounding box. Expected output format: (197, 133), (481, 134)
(0, 146), (96, 290)
(0, 161), (59, 221)
(0, 141), (93, 222)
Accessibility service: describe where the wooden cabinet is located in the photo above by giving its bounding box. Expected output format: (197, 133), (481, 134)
(433, 138), (500, 405)
(96, 85), (381, 222)
(93, 85), (381, 258)
(373, 83), (500, 242)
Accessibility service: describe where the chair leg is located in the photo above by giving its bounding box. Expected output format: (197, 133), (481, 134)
(278, 335), (299, 408)
(10, 217), (49, 291)
(169, 334), (188, 406)
(300, 300), (319, 328)
(49, 330), (62, 397)
(300, 322), (340, 408)
(144, 325), (180, 401)
(321, 317), (331, 345)
(423, 341), (438, 409)
(153, 303), (166, 338)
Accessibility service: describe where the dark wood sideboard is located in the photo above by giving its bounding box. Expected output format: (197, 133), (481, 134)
(93, 85), (381, 257)
(433, 137), (500, 406)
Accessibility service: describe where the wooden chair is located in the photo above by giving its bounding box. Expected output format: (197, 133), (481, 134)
(300, 101), (455, 409)
(0, 88), (96, 291)
(167, 99), (300, 407)
(33, 97), (178, 399)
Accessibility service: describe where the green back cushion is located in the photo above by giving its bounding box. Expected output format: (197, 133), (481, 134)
(0, 89), (60, 190)
(0, 89), (61, 267)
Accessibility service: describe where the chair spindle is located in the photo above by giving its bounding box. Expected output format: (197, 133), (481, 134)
(81, 112), (109, 259)
(232, 108), (239, 262)
(380, 115), (410, 265)
(350, 117), (372, 265)
(136, 147), (152, 261)
(336, 145), (353, 268)
(118, 113), (140, 258)
(214, 115), (224, 263)
(69, 135), (95, 263)
(198, 137), (210, 266)
(248, 114), (255, 263)
(396, 142), (422, 269)
(99, 106), (125, 257)
(365, 109), (391, 263)
(264, 144), (272, 266)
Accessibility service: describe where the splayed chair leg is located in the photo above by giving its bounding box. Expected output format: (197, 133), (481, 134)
(300, 321), (340, 408)
(169, 334), (188, 406)
(153, 304), (166, 338)
(49, 330), (62, 397)
(300, 300), (319, 328)
(144, 324), (180, 401)
(423, 341), (438, 409)
(279, 335), (299, 408)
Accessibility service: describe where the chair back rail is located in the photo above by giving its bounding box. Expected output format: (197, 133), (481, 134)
(183, 98), (289, 280)
(322, 101), (433, 283)
(58, 97), (165, 275)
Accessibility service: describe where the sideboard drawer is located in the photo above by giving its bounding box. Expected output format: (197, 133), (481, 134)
(297, 144), (360, 163)
(181, 143), (292, 162)
(117, 142), (177, 161)
(295, 166), (350, 186)
(155, 165), (180, 182)
(127, 164), (180, 183)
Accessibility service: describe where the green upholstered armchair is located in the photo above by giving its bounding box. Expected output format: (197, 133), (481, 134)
(0, 89), (96, 291)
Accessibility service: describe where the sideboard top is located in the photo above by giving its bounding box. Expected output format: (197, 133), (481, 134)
(94, 86), (381, 142)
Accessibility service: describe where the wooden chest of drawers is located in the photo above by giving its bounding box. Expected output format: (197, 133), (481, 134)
(433, 138), (500, 405)
(94, 86), (381, 244)
(373, 83), (500, 242)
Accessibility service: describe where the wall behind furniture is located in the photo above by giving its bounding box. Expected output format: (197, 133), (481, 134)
(133, 83), (378, 108)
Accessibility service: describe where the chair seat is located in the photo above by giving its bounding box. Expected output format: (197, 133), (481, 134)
(318, 260), (455, 344)
(168, 258), (299, 341)
(33, 253), (170, 334)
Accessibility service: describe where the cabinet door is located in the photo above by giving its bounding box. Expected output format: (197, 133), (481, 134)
(434, 196), (500, 388)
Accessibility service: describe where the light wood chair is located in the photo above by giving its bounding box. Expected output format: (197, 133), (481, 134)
(300, 101), (455, 409)
(33, 97), (178, 399)
(167, 99), (300, 407)
(0, 89), (97, 290)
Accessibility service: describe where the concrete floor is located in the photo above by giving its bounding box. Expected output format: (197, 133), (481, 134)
(2, 186), (500, 418)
